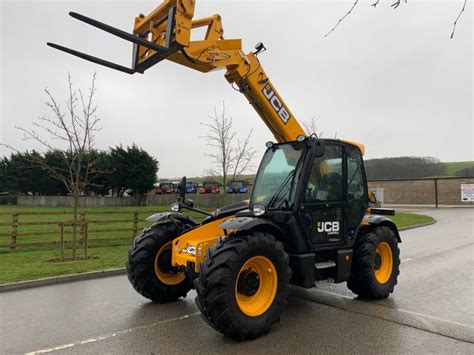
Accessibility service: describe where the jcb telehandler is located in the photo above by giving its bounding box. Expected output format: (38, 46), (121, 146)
(49, 0), (401, 340)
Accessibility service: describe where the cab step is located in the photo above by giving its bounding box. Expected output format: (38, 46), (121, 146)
(315, 261), (336, 269)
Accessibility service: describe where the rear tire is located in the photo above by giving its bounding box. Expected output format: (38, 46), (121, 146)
(348, 226), (400, 299)
(126, 222), (193, 303)
(195, 232), (291, 340)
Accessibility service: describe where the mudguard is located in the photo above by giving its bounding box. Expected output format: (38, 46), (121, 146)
(219, 217), (285, 237)
(146, 211), (198, 226)
(361, 214), (401, 242)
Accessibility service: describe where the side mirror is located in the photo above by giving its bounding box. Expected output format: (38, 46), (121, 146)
(184, 199), (194, 208)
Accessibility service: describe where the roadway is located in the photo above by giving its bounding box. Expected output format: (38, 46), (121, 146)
(0, 208), (473, 354)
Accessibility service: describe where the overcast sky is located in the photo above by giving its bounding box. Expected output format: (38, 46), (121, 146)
(1, 0), (472, 178)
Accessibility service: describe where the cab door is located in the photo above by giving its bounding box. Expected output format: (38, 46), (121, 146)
(299, 143), (346, 246)
(345, 144), (369, 239)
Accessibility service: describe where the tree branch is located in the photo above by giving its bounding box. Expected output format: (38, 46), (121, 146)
(371, 0), (380, 7)
(325, 0), (359, 37)
(327, 0), (409, 37)
(390, 0), (406, 10)
(450, 0), (467, 39)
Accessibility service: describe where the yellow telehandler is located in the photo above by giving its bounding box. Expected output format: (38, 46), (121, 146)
(49, 0), (401, 340)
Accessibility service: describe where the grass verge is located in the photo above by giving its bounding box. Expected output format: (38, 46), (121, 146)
(390, 212), (434, 229)
(0, 244), (129, 284)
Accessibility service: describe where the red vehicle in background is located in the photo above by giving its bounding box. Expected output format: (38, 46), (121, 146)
(198, 182), (220, 194)
(155, 182), (175, 195)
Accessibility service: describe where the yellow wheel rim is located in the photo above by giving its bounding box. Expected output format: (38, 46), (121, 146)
(154, 242), (185, 286)
(235, 256), (278, 317)
(374, 241), (393, 284)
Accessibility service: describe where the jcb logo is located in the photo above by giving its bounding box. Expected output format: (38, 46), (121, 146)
(262, 84), (291, 124)
(181, 245), (196, 256)
(317, 221), (340, 234)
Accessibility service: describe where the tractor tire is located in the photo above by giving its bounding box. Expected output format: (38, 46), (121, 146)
(348, 226), (400, 299)
(195, 232), (291, 340)
(126, 222), (193, 303)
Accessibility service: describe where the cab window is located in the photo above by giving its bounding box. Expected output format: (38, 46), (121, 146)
(347, 146), (366, 200)
(346, 144), (368, 229)
(304, 144), (343, 203)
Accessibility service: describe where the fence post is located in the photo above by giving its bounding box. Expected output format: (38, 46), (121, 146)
(59, 222), (65, 262)
(434, 178), (439, 208)
(72, 219), (76, 260)
(79, 213), (85, 249)
(10, 213), (18, 252)
(84, 220), (88, 259)
(132, 212), (139, 240)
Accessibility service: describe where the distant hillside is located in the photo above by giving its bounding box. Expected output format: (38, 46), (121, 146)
(365, 157), (445, 180)
(441, 161), (474, 177)
(366, 157), (474, 180)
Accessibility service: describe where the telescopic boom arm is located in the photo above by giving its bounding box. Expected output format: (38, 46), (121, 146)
(48, 0), (306, 143)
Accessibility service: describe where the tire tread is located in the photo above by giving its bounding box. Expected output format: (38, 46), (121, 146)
(195, 232), (291, 340)
(126, 222), (192, 303)
(348, 226), (400, 299)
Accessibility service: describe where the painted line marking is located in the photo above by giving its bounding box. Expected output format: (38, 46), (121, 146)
(24, 312), (200, 355)
(401, 258), (412, 262)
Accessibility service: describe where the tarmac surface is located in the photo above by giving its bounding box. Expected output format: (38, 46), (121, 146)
(1, 208), (473, 354)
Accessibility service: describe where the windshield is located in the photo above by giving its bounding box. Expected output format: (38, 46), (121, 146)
(251, 141), (306, 208)
(204, 182), (217, 189)
(161, 183), (171, 189)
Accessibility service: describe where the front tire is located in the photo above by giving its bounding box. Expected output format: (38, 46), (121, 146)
(195, 232), (291, 340)
(348, 226), (400, 299)
(126, 222), (193, 303)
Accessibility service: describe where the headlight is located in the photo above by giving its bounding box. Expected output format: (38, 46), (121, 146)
(171, 202), (180, 212)
(253, 204), (266, 216)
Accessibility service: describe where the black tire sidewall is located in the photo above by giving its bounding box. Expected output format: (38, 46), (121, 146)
(369, 229), (399, 294)
(195, 233), (291, 338)
(349, 226), (400, 299)
(127, 222), (192, 302)
(227, 238), (289, 331)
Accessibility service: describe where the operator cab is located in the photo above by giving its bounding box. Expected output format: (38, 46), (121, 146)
(247, 137), (369, 250)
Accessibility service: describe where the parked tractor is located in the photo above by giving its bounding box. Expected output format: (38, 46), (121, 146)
(227, 180), (248, 194)
(155, 183), (175, 195)
(199, 182), (220, 194)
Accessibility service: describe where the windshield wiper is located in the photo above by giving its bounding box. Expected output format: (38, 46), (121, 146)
(268, 169), (295, 210)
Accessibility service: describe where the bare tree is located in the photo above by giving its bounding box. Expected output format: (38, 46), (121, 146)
(1, 73), (101, 259)
(302, 117), (341, 139)
(325, 0), (467, 38)
(302, 117), (324, 138)
(201, 102), (256, 191)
